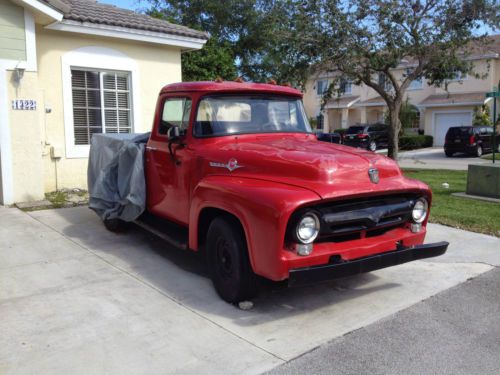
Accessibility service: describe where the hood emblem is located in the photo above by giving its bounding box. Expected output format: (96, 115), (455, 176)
(210, 158), (242, 172)
(368, 168), (379, 184)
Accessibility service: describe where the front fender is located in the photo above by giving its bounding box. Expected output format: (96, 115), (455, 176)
(189, 175), (320, 280)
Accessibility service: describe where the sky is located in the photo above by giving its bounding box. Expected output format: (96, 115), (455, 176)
(98, 0), (148, 11)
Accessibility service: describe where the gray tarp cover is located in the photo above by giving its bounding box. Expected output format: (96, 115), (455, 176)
(88, 133), (150, 222)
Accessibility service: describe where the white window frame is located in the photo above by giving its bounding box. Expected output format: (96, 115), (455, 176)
(61, 46), (140, 158)
(404, 68), (423, 90)
(70, 68), (133, 144)
(378, 73), (392, 91)
(341, 80), (352, 95)
(447, 70), (468, 82)
(316, 79), (328, 96)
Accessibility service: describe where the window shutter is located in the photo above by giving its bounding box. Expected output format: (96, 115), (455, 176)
(71, 69), (132, 145)
(71, 70), (103, 145)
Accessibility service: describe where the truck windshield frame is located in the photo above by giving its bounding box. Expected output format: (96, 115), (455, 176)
(193, 95), (312, 138)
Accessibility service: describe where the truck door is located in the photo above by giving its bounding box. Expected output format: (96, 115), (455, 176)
(145, 96), (192, 224)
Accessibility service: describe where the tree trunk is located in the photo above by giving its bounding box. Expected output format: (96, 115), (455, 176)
(387, 104), (402, 160)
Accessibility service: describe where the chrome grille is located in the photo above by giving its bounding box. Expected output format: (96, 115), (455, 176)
(315, 195), (417, 242)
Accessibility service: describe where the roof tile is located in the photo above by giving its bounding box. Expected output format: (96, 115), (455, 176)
(43, 0), (208, 40)
(419, 92), (488, 107)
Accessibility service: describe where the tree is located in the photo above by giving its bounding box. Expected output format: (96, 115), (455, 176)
(181, 38), (237, 81)
(472, 105), (491, 126)
(399, 100), (420, 134)
(145, 0), (291, 82)
(286, 0), (498, 159)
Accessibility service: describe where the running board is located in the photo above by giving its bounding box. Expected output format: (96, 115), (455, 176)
(134, 212), (188, 250)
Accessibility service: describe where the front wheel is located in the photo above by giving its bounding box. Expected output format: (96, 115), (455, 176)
(206, 216), (258, 303)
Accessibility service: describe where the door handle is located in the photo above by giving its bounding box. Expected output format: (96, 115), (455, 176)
(146, 146), (158, 151)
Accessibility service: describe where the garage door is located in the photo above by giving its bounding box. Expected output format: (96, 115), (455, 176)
(434, 112), (472, 146)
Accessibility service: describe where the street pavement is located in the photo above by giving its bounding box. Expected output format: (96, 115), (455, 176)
(0, 206), (499, 374)
(268, 267), (500, 375)
(396, 147), (492, 170)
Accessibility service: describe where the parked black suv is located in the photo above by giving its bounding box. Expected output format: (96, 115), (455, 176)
(343, 123), (389, 151)
(444, 126), (500, 157)
(316, 132), (342, 144)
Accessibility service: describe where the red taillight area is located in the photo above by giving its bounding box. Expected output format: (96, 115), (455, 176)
(357, 133), (368, 139)
(469, 135), (476, 145)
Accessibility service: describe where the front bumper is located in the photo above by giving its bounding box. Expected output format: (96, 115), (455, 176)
(288, 241), (449, 287)
(444, 144), (476, 153)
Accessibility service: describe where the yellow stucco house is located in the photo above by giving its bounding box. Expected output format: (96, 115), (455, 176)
(303, 35), (500, 147)
(0, 0), (207, 204)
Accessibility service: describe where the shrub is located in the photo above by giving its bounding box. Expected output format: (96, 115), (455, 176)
(399, 135), (433, 150)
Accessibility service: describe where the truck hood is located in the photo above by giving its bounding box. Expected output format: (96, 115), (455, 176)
(198, 134), (424, 199)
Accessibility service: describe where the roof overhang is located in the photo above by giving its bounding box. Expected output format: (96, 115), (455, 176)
(10, 0), (63, 23)
(418, 97), (492, 109)
(356, 102), (386, 108)
(325, 96), (360, 109)
(45, 20), (207, 51)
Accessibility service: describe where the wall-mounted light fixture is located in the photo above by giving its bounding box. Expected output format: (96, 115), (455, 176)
(14, 63), (25, 83)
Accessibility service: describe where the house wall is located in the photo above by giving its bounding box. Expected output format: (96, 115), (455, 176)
(435, 59), (493, 94)
(6, 70), (44, 202)
(304, 57), (499, 135)
(303, 79), (320, 120)
(34, 26), (182, 193)
(0, 0), (26, 61)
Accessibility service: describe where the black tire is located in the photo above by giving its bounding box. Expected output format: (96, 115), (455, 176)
(476, 145), (483, 157)
(445, 150), (454, 157)
(103, 218), (127, 232)
(368, 140), (377, 152)
(206, 216), (258, 303)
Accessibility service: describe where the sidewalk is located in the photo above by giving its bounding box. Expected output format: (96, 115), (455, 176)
(396, 147), (491, 170)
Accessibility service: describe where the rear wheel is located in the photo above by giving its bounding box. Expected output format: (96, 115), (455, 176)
(368, 140), (377, 152)
(103, 218), (127, 232)
(206, 216), (258, 303)
(476, 145), (483, 157)
(445, 150), (454, 157)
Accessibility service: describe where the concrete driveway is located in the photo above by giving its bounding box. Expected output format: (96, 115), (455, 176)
(396, 147), (492, 170)
(1, 206), (499, 374)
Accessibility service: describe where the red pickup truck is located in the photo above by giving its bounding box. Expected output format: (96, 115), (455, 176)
(92, 81), (448, 303)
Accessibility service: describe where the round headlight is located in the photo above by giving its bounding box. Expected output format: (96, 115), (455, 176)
(412, 198), (428, 223)
(296, 213), (320, 244)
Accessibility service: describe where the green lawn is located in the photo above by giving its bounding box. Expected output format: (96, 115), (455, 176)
(403, 169), (500, 237)
(480, 153), (499, 161)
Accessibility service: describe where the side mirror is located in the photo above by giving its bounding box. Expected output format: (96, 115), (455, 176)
(167, 126), (181, 142)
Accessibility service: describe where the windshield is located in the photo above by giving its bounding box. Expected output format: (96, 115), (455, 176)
(194, 95), (312, 137)
(346, 126), (365, 135)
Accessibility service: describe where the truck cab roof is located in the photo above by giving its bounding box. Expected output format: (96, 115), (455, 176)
(160, 81), (303, 97)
